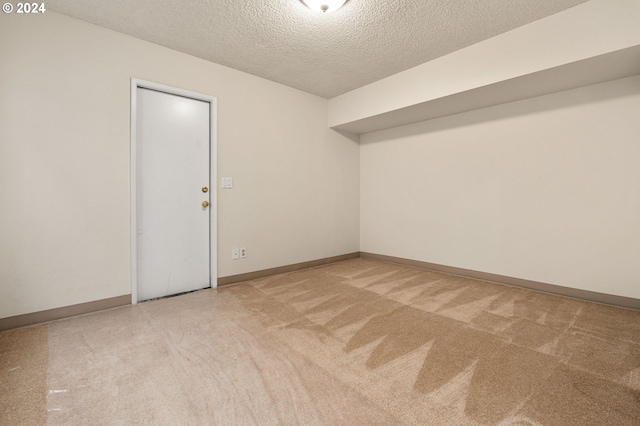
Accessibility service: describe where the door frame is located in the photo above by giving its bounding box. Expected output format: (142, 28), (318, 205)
(130, 78), (218, 304)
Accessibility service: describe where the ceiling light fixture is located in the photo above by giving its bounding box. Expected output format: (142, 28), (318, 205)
(301, 0), (347, 14)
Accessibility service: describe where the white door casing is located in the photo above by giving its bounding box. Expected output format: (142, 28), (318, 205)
(131, 79), (217, 303)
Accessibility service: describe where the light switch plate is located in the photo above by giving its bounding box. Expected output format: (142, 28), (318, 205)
(222, 177), (233, 189)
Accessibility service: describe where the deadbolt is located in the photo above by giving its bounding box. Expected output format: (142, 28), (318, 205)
(202, 201), (209, 208)
(202, 187), (208, 193)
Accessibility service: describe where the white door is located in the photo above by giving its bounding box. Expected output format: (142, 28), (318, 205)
(136, 87), (212, 301)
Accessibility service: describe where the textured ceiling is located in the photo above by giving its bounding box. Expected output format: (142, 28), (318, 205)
(46, 0), (589, 99)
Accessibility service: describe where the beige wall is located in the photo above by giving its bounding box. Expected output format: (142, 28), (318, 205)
(360, 75), (640, 299)
(0, 12), (359, 318)
(1, 8), (638, 321)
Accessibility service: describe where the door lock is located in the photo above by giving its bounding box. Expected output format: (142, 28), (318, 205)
(202, 201), (209, 208)
(202, 187), (208, 193)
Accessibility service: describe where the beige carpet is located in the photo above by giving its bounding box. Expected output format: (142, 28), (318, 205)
(1, 258), (639, 424)
(0, 325), (48, 426)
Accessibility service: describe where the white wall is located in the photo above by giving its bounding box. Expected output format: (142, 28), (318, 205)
(360, 75), (640, 299)
(0, 12), (359, 318)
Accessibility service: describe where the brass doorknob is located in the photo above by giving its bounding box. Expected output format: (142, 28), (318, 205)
(202, 201), (209, 208)
(202, 187), (208, 193)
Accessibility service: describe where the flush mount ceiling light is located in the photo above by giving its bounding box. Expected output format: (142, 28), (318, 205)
(301, 0), (348, 14)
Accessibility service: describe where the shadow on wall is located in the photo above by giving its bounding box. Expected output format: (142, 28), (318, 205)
(361, 76), (640, 144)
(332, 128), (360, 144)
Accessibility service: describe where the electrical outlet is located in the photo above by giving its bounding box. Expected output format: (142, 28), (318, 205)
(240, 248), (247, 259)
(232, 248), (239, 260)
